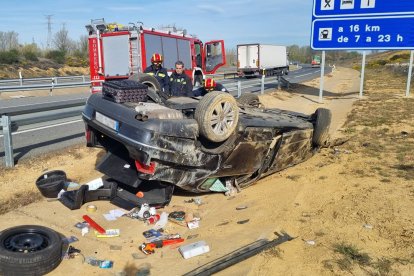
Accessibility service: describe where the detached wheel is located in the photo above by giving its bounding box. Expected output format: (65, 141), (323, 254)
(312, 108), (332, 147)
(128, 73), (162, 92)
(237, 93), (262, 108)
(195, 92), (239, 142)
(0, 225), (63, 276)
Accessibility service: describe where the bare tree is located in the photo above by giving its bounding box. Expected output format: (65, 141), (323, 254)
(225, 47), (237, 66)
(0, 31), (19, 51)
(53, 26), (73, 53)
(78, 35), (89, 56)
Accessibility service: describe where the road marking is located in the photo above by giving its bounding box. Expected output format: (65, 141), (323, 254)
(0, 119), (83, 138)
(294, 72), (314, 78)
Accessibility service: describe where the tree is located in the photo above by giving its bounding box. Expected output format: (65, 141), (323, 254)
(225, 47), (236, 67)
(53, 26), (73, 54)
(0, 31), (19, 51)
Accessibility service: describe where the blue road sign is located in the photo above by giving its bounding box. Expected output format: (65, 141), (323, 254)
(312, 16), (414, 50)
(314, 0), (414, 18)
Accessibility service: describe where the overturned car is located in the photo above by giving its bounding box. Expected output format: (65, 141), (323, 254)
(81, 77), (331, 207)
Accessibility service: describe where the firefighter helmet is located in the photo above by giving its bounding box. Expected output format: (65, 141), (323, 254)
(204, 78), (216, 91)
(151, 53), (163, 64)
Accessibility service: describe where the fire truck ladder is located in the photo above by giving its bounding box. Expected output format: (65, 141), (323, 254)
(129, 31), (141, 75)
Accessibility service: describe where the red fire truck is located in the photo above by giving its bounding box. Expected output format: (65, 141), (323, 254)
(86, 19), (226, 93)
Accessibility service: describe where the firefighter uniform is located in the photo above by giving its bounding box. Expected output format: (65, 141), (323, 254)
(169, 72), (193, 97)
(144, 65), (170, 92)
(193, 78), (228, 97)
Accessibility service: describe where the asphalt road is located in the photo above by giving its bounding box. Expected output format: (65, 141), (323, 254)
(0, 65), (330, 165)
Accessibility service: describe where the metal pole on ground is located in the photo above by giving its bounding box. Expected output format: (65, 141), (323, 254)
(1, 115), (14, 167)
(319, 50), (326, 103)
(261, 74), (265, 94)
(406, 50), (414, 97)
(360, 51), (367, 98)
(237, 80), (241, 98)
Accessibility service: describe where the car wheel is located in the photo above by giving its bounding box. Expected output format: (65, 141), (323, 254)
(312, 108), (332, 147)
(0, 225), (63, 276)
(195, 92), (239, 142)
(237, 93), (262, 108)
(128, 73), (162, 92)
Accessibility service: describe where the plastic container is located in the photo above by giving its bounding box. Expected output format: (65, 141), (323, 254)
(35, 170), (67, 198)
(179, 241), (210, 259)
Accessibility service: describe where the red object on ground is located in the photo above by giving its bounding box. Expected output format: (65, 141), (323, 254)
(82, 215), (106, 234)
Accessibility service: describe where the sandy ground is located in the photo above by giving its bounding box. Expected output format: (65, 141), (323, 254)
(0, 67), (413, 275)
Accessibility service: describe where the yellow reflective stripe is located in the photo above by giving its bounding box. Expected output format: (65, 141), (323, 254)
(158, 73), (166, 77)
(182, 82), (187, 84)
(147, 72), (154, 76)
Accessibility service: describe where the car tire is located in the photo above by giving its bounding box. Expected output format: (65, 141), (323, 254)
(237, 93), (262, 108)
(35, 170), (66, 198)
(195, 92), (239, 142)
(128, 73), (162, 92)
(0, 225), (63, 276)
(312, 108), (332, 147)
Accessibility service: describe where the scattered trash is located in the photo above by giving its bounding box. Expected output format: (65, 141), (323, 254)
(83, 215), (106, 234)
(81, 227), (89, 237)
(63, 245), (81, 259)
(184, 197), (203, 205)
(140, 238), (184, 255)
(85, 178), (104, 191)
(154, 212), (169, 230)
(65, 182), (81, 191)
(86, 205), (97, 213)
(95, 229), (120, 238)
(209, 179), (228, 192)
(147, 214), (161, 225)
(110, 245), (123, 251)
(123, 164), (131, 169)
(217, 221), (230, 226)
(236, 205), (248, 210)
(187, 219), (200, 230)
(304, 240), (316, 246)
(143, 229), (163, 240)
(103, 209), (127, 221)
(237, 219), (250, 224)
(225, 179), (238, 196)
(179, 241), (210, 259)
(187, 234), (199, 240)
(169, 211), (185, 221)
(62, 236), (79, 244)
(74, 222), (89, 229)
(363, 224), (373, 229)
(86, 257), (113, 269)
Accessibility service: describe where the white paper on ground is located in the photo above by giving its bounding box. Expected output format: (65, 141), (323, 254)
(85, 178), (104, 190)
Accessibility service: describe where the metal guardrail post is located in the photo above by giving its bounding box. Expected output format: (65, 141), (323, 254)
(1, 115), (14, 167)
(237, 80), (241, 97)
(19, 71), (23, 86)
(261, 75), (265, 94)
(82, 75), (86, 83)
(277, 76), (281, 90)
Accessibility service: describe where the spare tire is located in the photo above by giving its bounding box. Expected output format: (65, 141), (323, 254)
(0, 225), (63, 276)
(312, 108), (332, 147)
(195, 92), (239, 142)
(128, 73), (162, 92)
(237, 93), (262, 108)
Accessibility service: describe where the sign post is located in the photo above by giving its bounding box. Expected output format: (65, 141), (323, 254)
(311, 0), (414, 99)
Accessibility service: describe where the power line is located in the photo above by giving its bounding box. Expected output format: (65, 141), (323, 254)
(45, 15), (53, 49)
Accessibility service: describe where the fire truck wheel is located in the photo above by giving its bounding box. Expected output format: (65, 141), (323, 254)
(128, 73), (162, 92)
(195, 92), (239, 142)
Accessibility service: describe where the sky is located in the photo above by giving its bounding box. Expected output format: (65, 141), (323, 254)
(0, 0), (314, 49)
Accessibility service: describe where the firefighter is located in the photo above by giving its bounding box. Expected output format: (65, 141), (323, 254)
(192, 78), (228, 97)
(169, 61), (193, 97)
(144, 53), (170, 92)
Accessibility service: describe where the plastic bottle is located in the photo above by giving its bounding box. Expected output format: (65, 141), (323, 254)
(154, 212), (168, 230)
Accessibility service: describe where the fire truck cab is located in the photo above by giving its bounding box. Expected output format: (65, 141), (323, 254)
(86, 19), (226, 93)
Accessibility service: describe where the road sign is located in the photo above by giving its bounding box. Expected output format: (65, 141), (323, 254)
(312, 16), (414, 50)
(311, 1), (414, 50)
(314, 0), (414, 18)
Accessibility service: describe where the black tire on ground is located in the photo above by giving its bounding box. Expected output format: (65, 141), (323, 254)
(312, 108), (332, 147)
(237, 93), (262, 108)
(35, 170), (66, 198)
(0, 225), (63, 276)
(128, 73), (162, 92)
(195, 92), (239, 142)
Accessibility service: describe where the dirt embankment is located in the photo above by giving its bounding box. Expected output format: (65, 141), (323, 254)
(0, 66), (413, 275)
